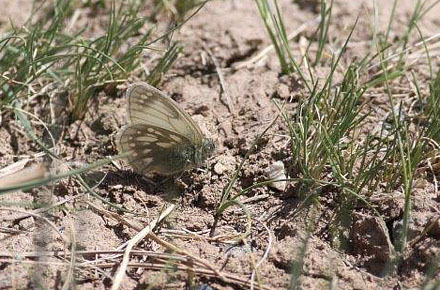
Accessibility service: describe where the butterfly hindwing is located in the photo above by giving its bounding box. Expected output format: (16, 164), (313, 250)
(118, 124), (194, 175)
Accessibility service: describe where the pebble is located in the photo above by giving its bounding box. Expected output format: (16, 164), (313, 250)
(266, 161), (287, 191)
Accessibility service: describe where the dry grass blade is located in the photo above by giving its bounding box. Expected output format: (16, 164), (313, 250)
(62, 221), (76, 290)
(204, 44), (235, 114)
(87, 200), (227, 282)
(0, 163), (48, 189)
(147, 232), (227, 281)
(232, 16), (321, 70)
(85, 200), (144, 230)
(0, 259), (273, 290)
(0, 207), (66, 244)
(250, 222), (272, 290)
(367, 31), (440, 70)
(0, 250), (187, 260)
(5, 195), (82, 222)
(111, 204), (176, 290)
(0, 158), (31, 178)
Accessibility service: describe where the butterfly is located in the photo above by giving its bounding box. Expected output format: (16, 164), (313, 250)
(117, 82), (215, 176)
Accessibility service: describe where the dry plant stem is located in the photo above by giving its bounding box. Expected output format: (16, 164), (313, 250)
(0, 163), (48, 189)
(250, 222), (272, 290)
(111, 204), (176, 290)
(186, 257), (195, 287)
(62, 221), (76, 290)
(160, 231), (242, 244)
(408, 216), (440, 249)
(0, 259), (272, 290)
(232, 16), (321, 70)
(0, 207), (66, 243)
(148, 232), (226, 281)
(367, 31), (440, 70)
(102, 262), (267, 290)
(85, 200), (144, 230)
(0, 158), (31, 177)
(241, 193), (270, 204)
(87, 200), (226, 280)
(0, 227), (25, 234)
(204, 44), (235, 114)
(5, 194), (82, 222)
(10, 106), (57, 149)
(0, 250), (188, 260)
(243, 237), (261, 289)
(1, 247), (221, 281)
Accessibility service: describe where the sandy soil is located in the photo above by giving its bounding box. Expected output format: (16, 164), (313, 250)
(0, 0), (439, 289)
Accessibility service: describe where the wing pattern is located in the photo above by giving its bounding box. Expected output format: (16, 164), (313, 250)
(117, 124), (194, 175)
(127, 82), (203, 143)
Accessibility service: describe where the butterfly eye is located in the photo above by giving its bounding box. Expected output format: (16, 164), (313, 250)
(204, 139), (216, 154)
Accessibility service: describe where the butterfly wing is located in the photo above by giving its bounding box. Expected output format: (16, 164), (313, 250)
(127, 82), (204, 143)
(117, 124), (198, 175)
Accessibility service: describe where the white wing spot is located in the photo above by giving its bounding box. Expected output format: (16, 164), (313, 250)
(129, 136), (134, 141)
(137, 130), (141, 135)
(170, 134), (182, 143)
(156, 142), (173, 148)
(144, 149), (152, 154)
(137, 136), (157, 142)
(147, 128), (154, 133)
(130, 143), (136, 148)
(132, 151), (138, 157)
(144, 158), (153, 164)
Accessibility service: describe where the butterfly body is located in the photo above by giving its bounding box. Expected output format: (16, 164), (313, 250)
(117, 83), (215, 176)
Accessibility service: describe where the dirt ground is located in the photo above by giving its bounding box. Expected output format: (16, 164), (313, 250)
(1, 0), (440, 289)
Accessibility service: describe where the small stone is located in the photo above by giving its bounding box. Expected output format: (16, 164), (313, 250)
(266, 161), (287, 191)
(213, 155), (236, 175)
(214, 162), (226, 175)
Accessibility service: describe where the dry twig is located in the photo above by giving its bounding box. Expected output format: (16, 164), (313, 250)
(111, 204), (176, 290)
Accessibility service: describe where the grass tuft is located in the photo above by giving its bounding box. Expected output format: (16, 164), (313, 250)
(0, 0), (183, 121)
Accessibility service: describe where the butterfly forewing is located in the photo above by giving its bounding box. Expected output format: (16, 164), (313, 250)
(127, 83), (204, 143)
(118, 124), (194, 175)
